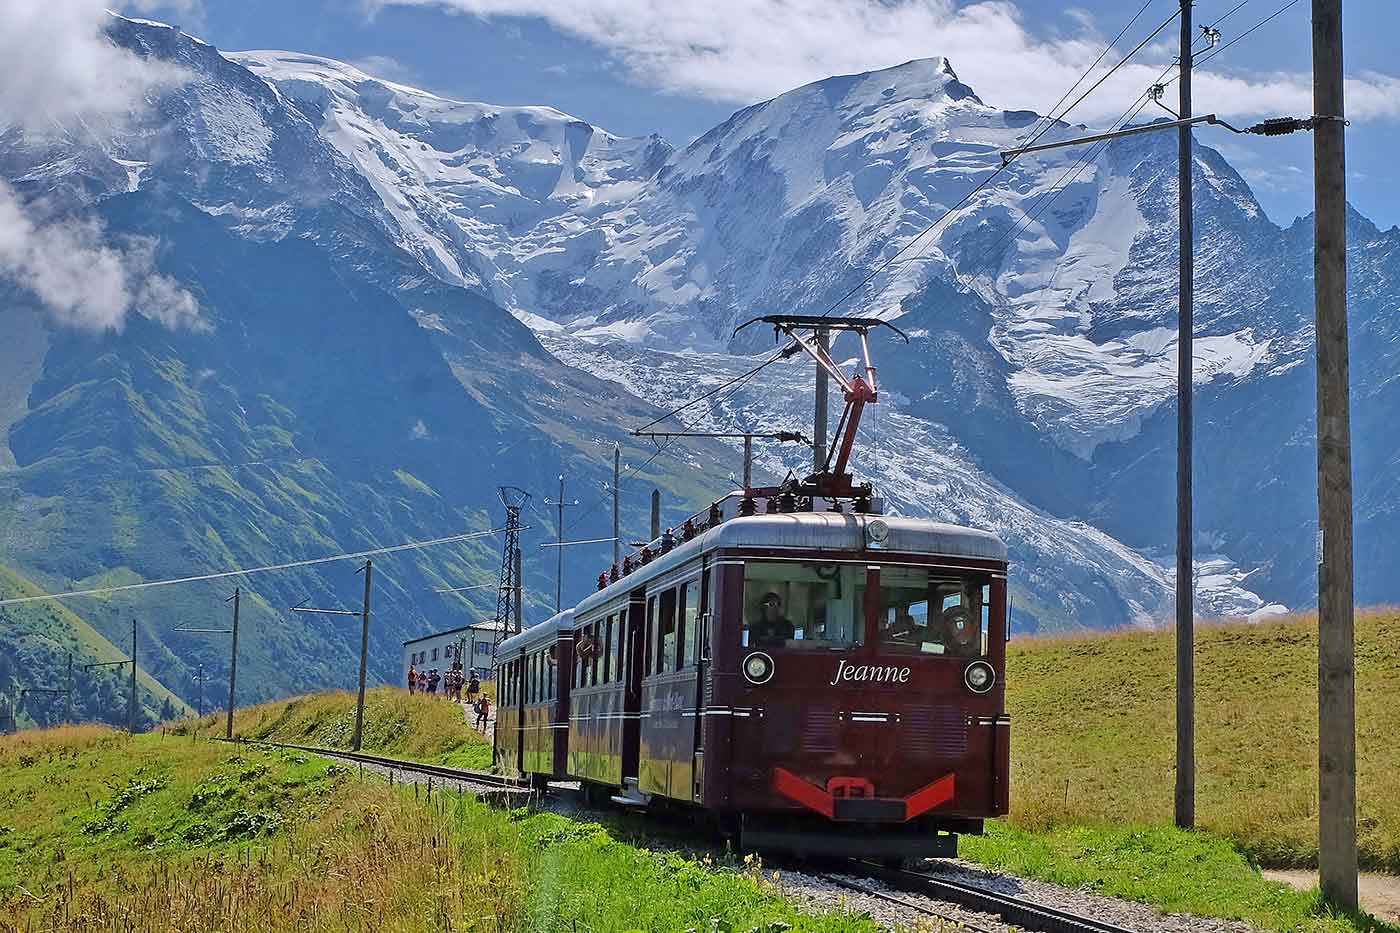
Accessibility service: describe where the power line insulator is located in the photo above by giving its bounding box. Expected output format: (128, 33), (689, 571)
(1249, 117), (1310, 136)
(1201, 26), (1222, 48)
(1149, 84), (1166, 102)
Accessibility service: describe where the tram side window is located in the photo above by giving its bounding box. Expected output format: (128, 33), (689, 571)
(615, 610), (627, 684)
(878, 568), (988, 658)
(602, 615), (614, 683)
(590, 623), (601, 686)
(742, 562), (867, 649)
(681, 580), (700, 669)
(644, 596), (657, 676)
(658, 589), (677, 674)
(547, 646), (556, 700)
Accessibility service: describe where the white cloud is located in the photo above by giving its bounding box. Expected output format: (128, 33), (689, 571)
(0, 182), (203, 334)
(349, 54), (420, 83)
(0, 0), (190, 132)
(366, 0), (1400, 125)
(0, 1), (202, 332)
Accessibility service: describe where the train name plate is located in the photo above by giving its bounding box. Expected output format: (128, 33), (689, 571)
(829, 658), (911, 686)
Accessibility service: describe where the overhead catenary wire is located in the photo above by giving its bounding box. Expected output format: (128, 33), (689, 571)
(814, 5), (1186, 323)
(961, 13), (1233, 281)
(975, 0), (1297, 276)
(1161, 0), (1302, 88)
(1014, 0), (1157, 152)
(0, 527), (514, 607)
(633, 348), (791, 434)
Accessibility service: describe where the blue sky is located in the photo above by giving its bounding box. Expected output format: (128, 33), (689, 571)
(130, 0), (1400, 228)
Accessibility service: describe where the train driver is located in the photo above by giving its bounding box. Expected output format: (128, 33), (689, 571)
(750, 591), (796, 646)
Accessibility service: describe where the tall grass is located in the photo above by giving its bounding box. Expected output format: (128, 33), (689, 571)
(1, 726), (881, 933)
(1002, 608), (1400, 871)
(173, 685), (493, 769)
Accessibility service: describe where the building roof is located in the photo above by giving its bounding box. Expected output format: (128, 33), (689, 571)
(402, 619), (505, 646)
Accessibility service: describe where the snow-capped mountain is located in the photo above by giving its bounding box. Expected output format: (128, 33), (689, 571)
(8, 14), (1396, 654)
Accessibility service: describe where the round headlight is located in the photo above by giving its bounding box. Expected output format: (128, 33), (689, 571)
(964, 660), (996, 694)
(742, 651), (774, 685)
(866, 518), (890, 548)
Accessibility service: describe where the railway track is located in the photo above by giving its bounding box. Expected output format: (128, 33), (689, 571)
(833, 861), (1140, 933)
(231, 737), (523, 789)
(229, 739), (1135, 932)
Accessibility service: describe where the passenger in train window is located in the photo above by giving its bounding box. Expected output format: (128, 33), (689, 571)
(749, 592), (795, 646)
(742, 563), (865, 649)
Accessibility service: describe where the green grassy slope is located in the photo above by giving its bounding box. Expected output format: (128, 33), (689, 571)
(2, 725), (876, 932)
(0, 563), (190, 729)
(177, 685), (495, 770)
(1002, 609), (1400, 871)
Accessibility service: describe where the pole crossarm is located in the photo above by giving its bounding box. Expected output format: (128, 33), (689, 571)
(631, 430), (809, 443)
(434, 582), (497, 594)
(290, 606), (360, 616)
(538, 536), (618, 549)
(83, 659), (132, 670)
(1000, 114), (1220, 163)
(1000, 112), (1334, 165)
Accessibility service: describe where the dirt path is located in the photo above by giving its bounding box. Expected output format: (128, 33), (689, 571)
(1263, 869), (1400, 922)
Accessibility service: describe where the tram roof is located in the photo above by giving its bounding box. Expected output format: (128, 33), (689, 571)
(571, 512), (1006, 622)
(497, 608), (573, 656)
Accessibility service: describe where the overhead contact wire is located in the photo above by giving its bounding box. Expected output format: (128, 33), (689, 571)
(817, 5), (1183, 322)
(0, 527), (512, 607)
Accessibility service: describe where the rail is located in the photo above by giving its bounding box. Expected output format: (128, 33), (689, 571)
(838, 861), (1140, 933)
(228, 737), (524, 789)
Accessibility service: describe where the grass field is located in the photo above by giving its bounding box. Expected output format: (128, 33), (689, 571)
(1000, 608), (1400, 872)
(174, 684), (497, 769)
(0, 725), (880, 932)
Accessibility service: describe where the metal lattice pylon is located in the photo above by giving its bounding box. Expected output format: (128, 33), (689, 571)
(493, 486), (530, 662)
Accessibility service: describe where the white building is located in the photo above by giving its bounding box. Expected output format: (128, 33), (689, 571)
(401, 621), (505, 686)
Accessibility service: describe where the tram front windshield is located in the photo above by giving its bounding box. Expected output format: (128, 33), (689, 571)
(742, 562), (988, 657)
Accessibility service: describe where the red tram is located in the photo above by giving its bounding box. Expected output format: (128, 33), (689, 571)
(494, 315), (1010, 858)
(494, 500), (1009, 858)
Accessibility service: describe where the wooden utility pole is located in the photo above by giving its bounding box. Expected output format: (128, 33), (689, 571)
(814, 328), (829, 472)
(650, 489), (661, 540)
(129, 619), (137, 734)
(743, 434), (753, 489)
(66, 653), (73, 724)
(352, 560), (372, 751)
(555, 475), (565, 612)
(1313, 0), (1357, 910)
(226, 587), (240, 740)
(1174, 0), (1196, 832)
(613, 446), (622, 568)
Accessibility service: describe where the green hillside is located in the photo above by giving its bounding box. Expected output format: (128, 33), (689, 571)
(177, 685), (494, 769)
(1, 725), (873, 932)
(0, 563), (191, 730)
(1000, 608), (1400, 871)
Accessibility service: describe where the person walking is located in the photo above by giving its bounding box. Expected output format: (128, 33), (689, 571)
(428, 668), (440, 696)
(408, 663), (418, 695)
(474, 695), (490, 732)
(466, 671), (481, 704)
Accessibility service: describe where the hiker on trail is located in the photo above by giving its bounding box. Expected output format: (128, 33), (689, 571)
(447, 669), (461, 702)
(466, 672), (481, 703)
(474, 695), (490, 732)
(408, 664), (418, 694)
(428, 668), (440, 696)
